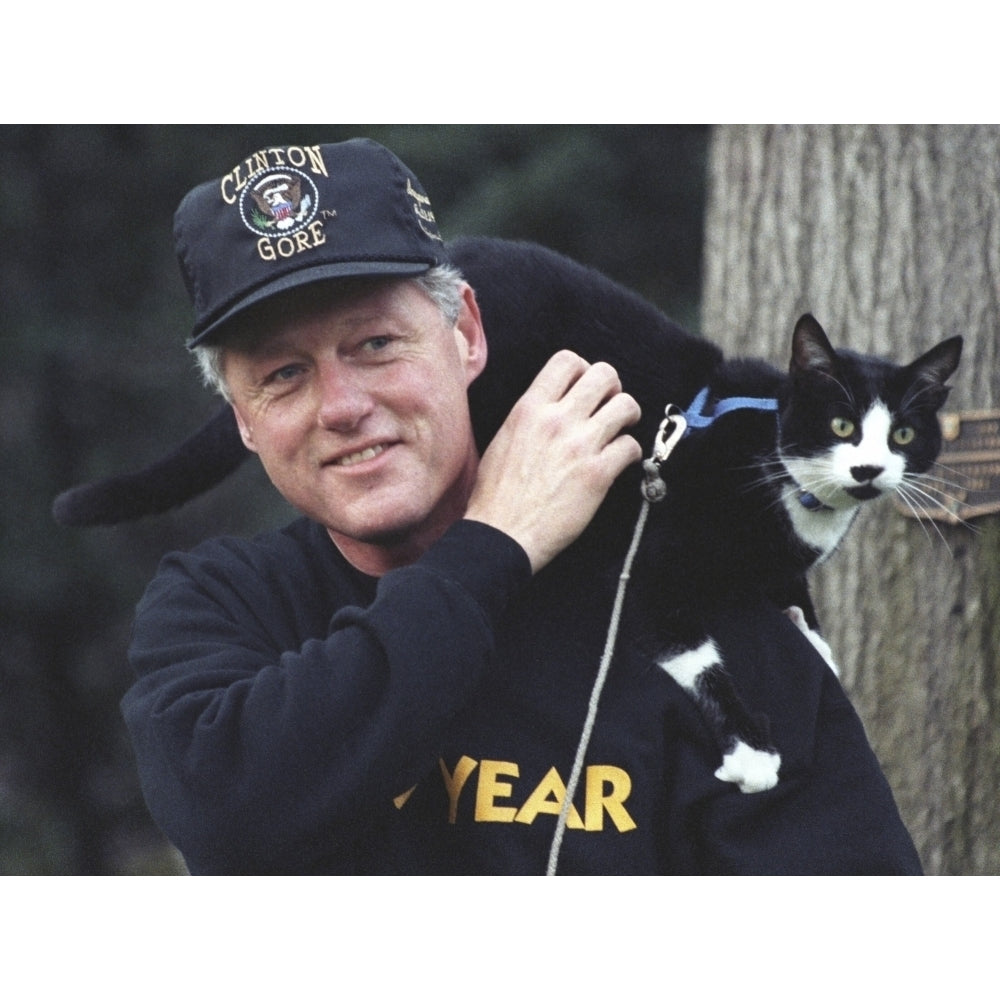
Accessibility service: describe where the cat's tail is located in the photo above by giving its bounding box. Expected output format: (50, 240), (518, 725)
(50, 237), (721, 528)
(51, 404), (248, 526)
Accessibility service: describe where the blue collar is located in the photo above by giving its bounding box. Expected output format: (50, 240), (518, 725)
(682, 386), (778, 434)
(796, 489), (833, 512)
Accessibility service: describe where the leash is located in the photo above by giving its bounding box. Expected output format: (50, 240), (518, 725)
(545, 404), (687, 876)
(545, 385), (782, 874)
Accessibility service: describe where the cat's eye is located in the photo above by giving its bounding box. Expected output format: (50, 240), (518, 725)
(892, 425), (916, 446)
(831, 417), (855, 438)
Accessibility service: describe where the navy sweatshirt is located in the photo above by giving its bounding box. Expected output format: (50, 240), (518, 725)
(123, 516), (922, 874)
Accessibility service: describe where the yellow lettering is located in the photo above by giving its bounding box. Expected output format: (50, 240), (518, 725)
(414, 204), (436, 226)
(304, 145), (328, 177)
(475, 759), (519, 822)
(584, 765), (637, 832)
(257, 237), (276, 261)
(393, 785), (416, 809)
(514, 767), (584, 829)
(220, 172), (237, 205)
(256, 222), (325, 263)
(439, 756), (478, 824)
(406, 177), (430, 205)
(434, 755), (637, 832)
(220, 161), (248, 204)
(221, 147), (328, 206)
(308, 219), (326, 246)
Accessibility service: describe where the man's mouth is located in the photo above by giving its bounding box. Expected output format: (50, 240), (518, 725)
(331, 444), (388, 467)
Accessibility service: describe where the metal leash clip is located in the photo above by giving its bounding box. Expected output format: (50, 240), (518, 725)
(641, 404), (687, 503)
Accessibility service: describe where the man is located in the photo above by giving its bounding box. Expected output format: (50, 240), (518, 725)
(123, 138), (922, 874)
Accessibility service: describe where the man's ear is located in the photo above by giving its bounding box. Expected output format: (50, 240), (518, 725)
(454, 283), (488, 386)
(231, 403), (259, 453)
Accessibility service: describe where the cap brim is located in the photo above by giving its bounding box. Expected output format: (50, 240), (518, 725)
(186, 259), (433, 348)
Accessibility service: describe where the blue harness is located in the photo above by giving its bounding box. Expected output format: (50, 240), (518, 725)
(681, 386), (778, 433)
(679, 387), (829, 512)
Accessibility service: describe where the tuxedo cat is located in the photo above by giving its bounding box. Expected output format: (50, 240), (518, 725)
(52, 237), (962, 795)
(630, 313), (962, 792)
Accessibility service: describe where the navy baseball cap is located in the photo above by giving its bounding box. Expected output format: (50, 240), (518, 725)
(174, 138), (447, 347)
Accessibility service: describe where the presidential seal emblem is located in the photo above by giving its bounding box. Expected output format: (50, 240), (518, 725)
(239, 167), (319, 237)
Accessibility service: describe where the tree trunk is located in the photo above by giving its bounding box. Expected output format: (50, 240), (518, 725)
(701, 124), (1000, 875)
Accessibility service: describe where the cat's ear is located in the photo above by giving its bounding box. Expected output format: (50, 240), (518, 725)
(790, 314), (837, 376)
(908, 335), (963, 388)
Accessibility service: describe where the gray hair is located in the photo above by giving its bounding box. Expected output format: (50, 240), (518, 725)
(192, 263), (466, 401)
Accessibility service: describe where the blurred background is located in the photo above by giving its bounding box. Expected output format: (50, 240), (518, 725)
(0, 125), (711, 873)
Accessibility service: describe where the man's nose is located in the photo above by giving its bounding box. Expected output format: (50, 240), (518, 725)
(315, 362), (374, 430)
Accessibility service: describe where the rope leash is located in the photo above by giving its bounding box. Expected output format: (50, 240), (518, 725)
(545, 406), (687, 875)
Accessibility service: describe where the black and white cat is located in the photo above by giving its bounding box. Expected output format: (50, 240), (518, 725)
(52, 237), (962, 795)
(629, 312), (962, 792)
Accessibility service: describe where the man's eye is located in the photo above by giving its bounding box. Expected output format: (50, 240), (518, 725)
(363, 336), (392, 352)
(265, 364), (305, 384)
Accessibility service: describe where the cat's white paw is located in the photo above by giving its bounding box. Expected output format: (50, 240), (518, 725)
(783, 604), (808, 630)
(715, 740), (781, 793)
(783, 606), (841, 677)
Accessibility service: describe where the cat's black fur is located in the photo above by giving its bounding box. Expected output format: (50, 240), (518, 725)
(53, 237), (721, 528)
(626, 313), (961, 791)
(52, 236), (962, 793)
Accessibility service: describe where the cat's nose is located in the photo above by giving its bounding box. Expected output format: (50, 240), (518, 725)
(851, 464), (884, 483)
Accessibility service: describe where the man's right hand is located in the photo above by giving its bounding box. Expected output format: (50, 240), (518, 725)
(464, 351), (642, 573)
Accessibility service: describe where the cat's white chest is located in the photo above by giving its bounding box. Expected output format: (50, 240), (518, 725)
(781, 493), (858, 562)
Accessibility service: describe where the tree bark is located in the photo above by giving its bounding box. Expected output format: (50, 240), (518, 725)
(701, 124), (1000, 874)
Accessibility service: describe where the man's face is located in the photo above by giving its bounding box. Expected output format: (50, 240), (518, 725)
(223, 278), (487, 573)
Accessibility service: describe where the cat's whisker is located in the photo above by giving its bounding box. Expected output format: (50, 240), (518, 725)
(918, 473), (970, 496)
(901, 382), (932, 410)
(928, 459), (978, 486)
(815, 368), (856, 410)
(899, 477), (978, 534)
(907, 476), (968, 505)
(899, 482), (977, 541)
(892, 484), (950, 550)
(766, 487), (798, 515)
(735, 454), (784, 475)
(745, 468), (791, 492)
(790, 470), (841, 497)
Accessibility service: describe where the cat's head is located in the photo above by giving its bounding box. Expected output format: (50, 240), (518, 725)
(778, 314), (962, 512)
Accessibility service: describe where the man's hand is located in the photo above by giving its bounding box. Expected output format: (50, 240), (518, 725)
(465, 351), (642, 573)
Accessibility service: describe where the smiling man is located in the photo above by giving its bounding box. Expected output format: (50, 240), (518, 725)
(220, 278), (489, 575)
(122, 138), (922, 874)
